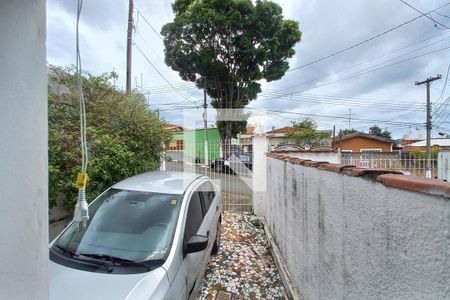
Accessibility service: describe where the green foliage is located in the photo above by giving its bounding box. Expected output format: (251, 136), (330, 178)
(340, 128), (359, 135)
(369, 125), (391, 139)
(285, 118), (331, 149)
(410, 149), (438, 160)
(48, 66), (171, 211)
(292, 118), (316, 130)
(161, 0), (301, 152)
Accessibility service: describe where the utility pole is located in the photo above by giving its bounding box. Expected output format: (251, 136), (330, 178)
(126, 0), (133, 93)
(203, 82), (209, 165)
(112, 67), (116, 87)
(415, 75), (441, 178)
(348, 108), (352, 130)
(332, 125), (336, 148)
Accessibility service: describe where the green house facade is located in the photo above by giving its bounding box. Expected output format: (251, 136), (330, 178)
(169, 128), (221, 161)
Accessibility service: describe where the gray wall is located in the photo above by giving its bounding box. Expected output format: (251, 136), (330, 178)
(264, 157), (449, 299)
(0, 1), (48, 299)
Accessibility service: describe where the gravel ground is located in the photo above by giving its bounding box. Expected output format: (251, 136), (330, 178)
(197, 212), (286, 300)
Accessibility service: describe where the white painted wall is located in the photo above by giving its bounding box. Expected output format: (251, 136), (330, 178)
(252, 134), (268, 215)
(264, 157), (450, 299)
(0, 1), (48, 299)
(438, 151), (450, 181)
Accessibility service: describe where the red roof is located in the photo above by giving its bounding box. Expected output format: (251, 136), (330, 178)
(165, 124), (184, 131)
(266, 127), (302, 134)
(239, 126), (256, 135)
(245, 127), (255, 134)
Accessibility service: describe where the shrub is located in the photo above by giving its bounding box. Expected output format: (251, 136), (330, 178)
(48, 66), (171, 210)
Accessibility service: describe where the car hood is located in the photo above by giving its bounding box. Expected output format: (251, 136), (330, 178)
(50, 260), (169, 300)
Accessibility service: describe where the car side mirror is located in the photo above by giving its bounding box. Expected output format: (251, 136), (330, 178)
(185, 235), (208, 254)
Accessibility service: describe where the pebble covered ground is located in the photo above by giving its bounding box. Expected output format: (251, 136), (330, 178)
(197, 212), (286, 300)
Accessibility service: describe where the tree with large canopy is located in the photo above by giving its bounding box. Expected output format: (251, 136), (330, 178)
(161, 0), (301, 154)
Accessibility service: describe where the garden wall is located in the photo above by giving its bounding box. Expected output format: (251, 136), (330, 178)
(260, 154), (449, 299)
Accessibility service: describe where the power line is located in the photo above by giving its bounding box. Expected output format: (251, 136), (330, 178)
(133, 41), (192, 102)
(281, 32), (450, 92)
(257, 34), (450, 103)
(435, 96), (450, 127)
(287, 3), (450, 72)
(432, 63), (450, 116)
(135, 7), (164, 41)
(433, 11), (450, 19)
(254, 90), (426, 111)
(142, 32), (448, 105)
(399, 0), (450, 30)
(247, 108), (425, 127)
(258, 45), (450, 102)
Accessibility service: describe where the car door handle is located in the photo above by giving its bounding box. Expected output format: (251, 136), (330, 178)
(206, 230), (210, 237)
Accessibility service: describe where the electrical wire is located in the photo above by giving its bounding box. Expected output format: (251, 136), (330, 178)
(133, 40), (196, 103)
(74, 0), (89, 232)
(259, 45), (450, 103)
(432, 63), (450, 116)
(248, 108), (425, 126)
(263, 34), (450, 99)
(252, 93), (426, 112)
(135, 7), (164, 41)
(76, 0), (87, 173)
(399, 0), (450, 30)
(287, 3), (450, 73)
(433, 11), (450, 19)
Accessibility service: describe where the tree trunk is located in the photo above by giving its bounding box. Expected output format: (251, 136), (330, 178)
(221, 121), (232, 158)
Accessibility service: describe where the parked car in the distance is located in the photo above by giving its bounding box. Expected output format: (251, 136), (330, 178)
(211, 146), (253, 173)
(49, 171), (221, 300)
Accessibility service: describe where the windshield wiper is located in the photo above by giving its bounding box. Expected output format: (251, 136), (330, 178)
(78, 253), (133, 262)
(78, 253), (157, 271)
(52, 246), (114, 272)
(53, 244), (77, 257)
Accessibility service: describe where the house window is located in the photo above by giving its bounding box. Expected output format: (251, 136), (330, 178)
(176, 139), (184, 150)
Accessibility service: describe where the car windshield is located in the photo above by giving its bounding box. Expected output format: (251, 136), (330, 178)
(52, 188), (183, 263)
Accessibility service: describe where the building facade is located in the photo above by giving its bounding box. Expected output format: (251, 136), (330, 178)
(333, 132), (394, 152)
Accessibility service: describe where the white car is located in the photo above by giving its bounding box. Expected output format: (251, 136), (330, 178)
(49, 171), (222, 300)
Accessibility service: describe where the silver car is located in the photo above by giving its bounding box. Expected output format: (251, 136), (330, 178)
(49, 171), (222, 300)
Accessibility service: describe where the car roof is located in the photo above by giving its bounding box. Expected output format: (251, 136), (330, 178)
(111, 171), (206, 194)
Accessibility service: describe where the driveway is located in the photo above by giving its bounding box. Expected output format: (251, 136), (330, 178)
(197, 212), (286, 299)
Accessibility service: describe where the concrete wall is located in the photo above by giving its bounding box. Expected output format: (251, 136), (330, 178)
(252, 134), (268, 215)
(263, 156), (449, 299)
(0, 1), (48, 299)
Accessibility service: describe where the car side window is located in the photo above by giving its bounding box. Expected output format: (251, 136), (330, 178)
(198, 181), (215, 213)
(184, 191), (203, 244)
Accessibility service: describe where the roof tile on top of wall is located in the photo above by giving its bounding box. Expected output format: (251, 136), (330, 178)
(302, 161), (329, 168)
(377, 174), (450, 198)
(266, 153), (450, 198)
(343, 167), (402, 177)
(318, 163), (355, 172)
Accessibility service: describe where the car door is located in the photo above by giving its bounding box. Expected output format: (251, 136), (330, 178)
(181, 189), (209, 299)
(198, 181), (219, 243)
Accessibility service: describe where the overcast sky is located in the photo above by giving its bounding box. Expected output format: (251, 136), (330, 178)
(47, 0), (450, 139)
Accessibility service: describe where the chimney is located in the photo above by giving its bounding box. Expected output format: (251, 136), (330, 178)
(272, 126), (275, 131)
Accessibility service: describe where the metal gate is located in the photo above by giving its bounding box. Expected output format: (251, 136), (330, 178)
(164, 142), (253, 212)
